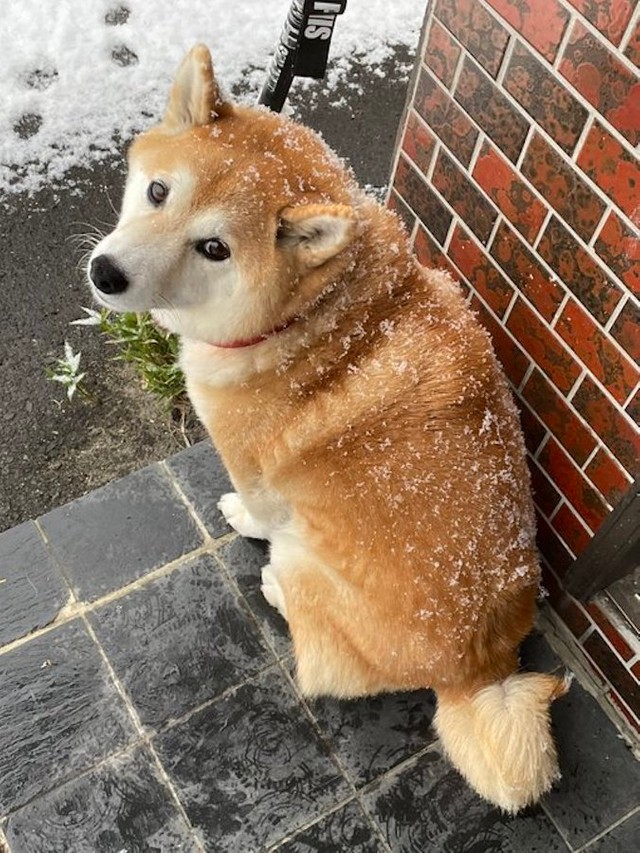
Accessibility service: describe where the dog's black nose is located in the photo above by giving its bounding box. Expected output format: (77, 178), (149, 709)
(90, 254), (129, 295)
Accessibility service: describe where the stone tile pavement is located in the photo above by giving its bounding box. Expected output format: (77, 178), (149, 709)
(0, 441), (638, 852)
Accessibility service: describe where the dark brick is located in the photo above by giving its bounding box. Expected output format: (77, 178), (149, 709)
(555, 299), (638, 405)
(573, 376), (640, 476)
(539, 438), (610, 532)
(394, 155), (452, 245)
(435, 0), (509, 77)
(415, 68), (478, 166)
(454, 56), (529, 163)
(451, 226), (514, 316)
(521, 132), (607, 242)
(432, 150), (497, 243)
(504, 41), (589, 154)
(491, 221), (564, 321)
(424, 17), (461, 88)
(538, 216), (623, 326)
(522, 369), (596, 464)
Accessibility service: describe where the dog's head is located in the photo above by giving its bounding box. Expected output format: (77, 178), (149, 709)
(88, 45), (359, 344)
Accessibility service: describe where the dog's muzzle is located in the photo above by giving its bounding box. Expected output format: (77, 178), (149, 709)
(90, 254), (129, 295)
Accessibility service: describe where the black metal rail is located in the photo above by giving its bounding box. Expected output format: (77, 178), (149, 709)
(258, 0), (348, 112)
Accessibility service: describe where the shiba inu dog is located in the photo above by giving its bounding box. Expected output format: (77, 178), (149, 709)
(88, 45), (568, 812)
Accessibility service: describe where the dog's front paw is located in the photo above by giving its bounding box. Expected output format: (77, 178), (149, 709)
(217, 492), (270, 539)
(261, 564), (288, 620)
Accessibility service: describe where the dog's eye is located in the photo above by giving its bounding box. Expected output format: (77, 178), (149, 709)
(196, 238), (231, 261)
(147, 180), (168, 206)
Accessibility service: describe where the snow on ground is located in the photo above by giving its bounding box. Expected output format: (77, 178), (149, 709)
(0, 0), (423, 196)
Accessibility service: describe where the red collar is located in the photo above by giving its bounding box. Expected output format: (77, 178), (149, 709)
(209, 315), (297, 349)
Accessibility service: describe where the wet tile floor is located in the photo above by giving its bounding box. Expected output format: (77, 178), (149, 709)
(0, 441), (638, 852)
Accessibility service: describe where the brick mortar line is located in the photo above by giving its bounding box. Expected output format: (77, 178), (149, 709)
(587, 202), (614, 251)
(552, 7), (578, 73)
(442, 214), (456, 253)
(408, 212), (420, 247)
(516, 361), (535, 394)
(466, 130), (487, 176)
(623, 378), (640, 411)
(484, 209), (504, 253)
(619, 1), (640, 54)
(570, 112), (595, 164)
(550, 290), (571, 329)
(576, 805), (640, 852)
(495, 29), (518, 87)
(535, 432), (553, 462)
(531, 208), (554, 252)
(580, 443), (601, 472)
(515, 123), (536, 171)
(81, 615), (207, 852)
(565, 367), (587, 402)
(604, 292), (633, 335)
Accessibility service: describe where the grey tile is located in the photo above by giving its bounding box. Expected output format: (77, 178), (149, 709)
(584, 810), (640, 851)
(39, 464), (202, 601)
(520, 630), (564, 674)
(0, 521), (69, 647)
(155, 666), (350, 851)
(165, 441), (233, 537)
(363, 748), (568, 852)
(0, 620), (135, 814)
(276, 800), (384, 852)
(90, 554), (273, 729)
(218, 536), (290, 657)
(308, 689), (437, 788)
(5, 746), (197, 853)
(543, 682), (640, 847)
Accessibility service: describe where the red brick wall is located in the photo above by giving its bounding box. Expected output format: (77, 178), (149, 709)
(388, 0), (639, 731)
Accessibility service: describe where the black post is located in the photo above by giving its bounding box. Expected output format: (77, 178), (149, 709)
(258, 0), (348, 113)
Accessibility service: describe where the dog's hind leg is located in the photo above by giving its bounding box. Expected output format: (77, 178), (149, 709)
(263, 528), (399, 698)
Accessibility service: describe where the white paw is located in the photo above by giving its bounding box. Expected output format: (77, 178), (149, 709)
(261, 564), (288, 620)
(217, 492), (270, 539)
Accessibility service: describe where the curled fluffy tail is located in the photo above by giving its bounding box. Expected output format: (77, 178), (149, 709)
(434, 672), (570, 813)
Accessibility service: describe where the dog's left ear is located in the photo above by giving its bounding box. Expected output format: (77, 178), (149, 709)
(163, 44), (230, 131)
(278, 204), (356, 268)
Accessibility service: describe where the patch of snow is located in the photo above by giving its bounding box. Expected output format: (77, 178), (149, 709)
(0, 0), (422, 195)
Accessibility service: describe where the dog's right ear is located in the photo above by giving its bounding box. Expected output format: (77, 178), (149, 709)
(163, 44), (231, 132)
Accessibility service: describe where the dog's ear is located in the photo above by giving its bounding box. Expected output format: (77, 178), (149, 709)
(277, 204), (356, 268)
(163, 44), (230, 131)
